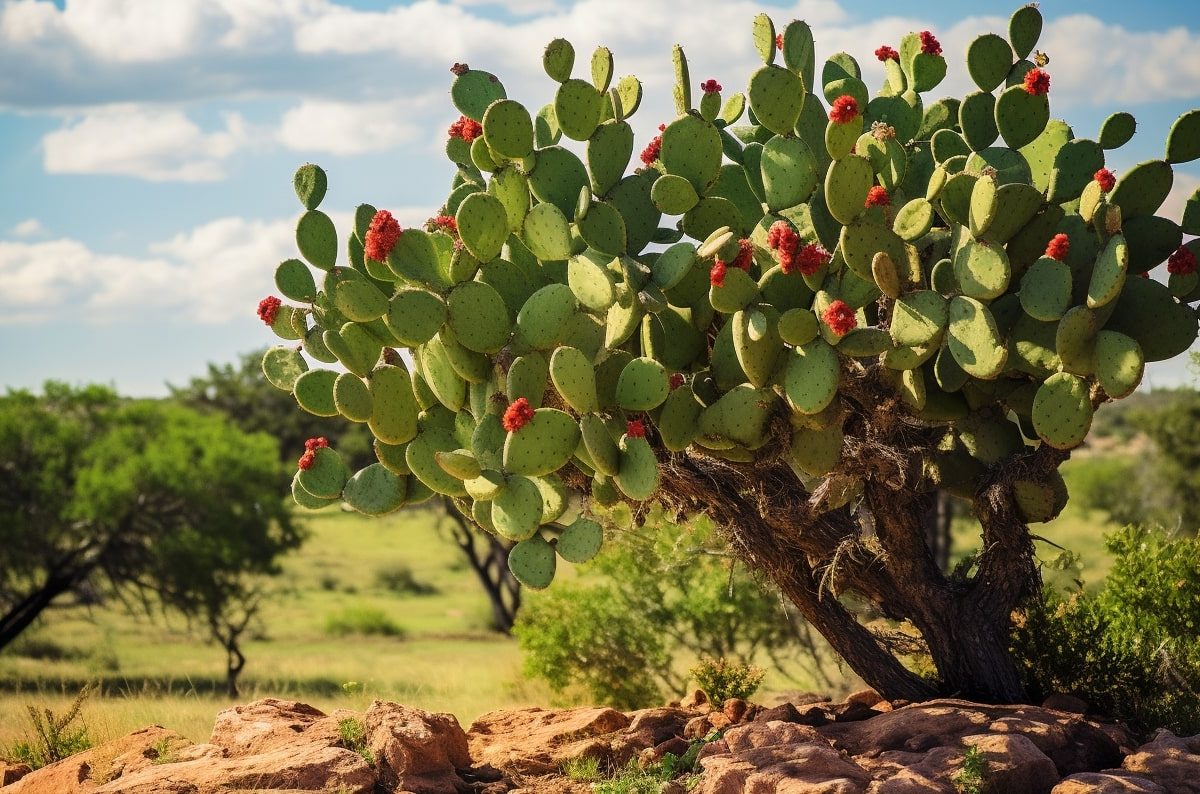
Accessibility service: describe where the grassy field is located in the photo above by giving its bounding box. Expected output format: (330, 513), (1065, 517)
(0, 459), (1120, 751)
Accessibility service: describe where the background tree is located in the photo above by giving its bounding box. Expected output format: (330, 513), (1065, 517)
(0, 384), (301, 668)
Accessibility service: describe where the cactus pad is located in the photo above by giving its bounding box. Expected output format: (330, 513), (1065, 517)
(1032, 372), (1092, 450)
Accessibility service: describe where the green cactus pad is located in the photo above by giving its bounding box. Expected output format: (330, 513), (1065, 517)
(837, 328), (891, 357)
(528, 146), (589, 216)
(435, 449), (481, 481)
(328, 267), (388, 322)
(824, 154), (873, 226)
(568, 249), (618, 310)
(291, 472), (340, 509)
(839, 221), (907, 283)
(953, 238), (1011, 300)
(590, 45), (614, 92)
(784, 339), (840, 415)
(960, 91), (999, 152)
(890, 291), (949, 346)
(864, 95), (921, 148)
(342, 463), (407, 516)
(505, 352), (548, 407)
(789, 424), (843, 477)
(293, 163), (327, 211)
(1098, 112), (1136, 149)
(276, 259), (317, 303)
(543, 38), (575, 82)
(651, 174), (700, 216)
(732, 308), (783, 388)
(931, 129), (971, 164)
(556, 517), (604, 563)
(482, 99), (533, 160)
(888, 199), (932, 243)
(1019, 257), (1071, 321)
(749, 65), (806, 137)
(333, 373), (372, 423)
(1123, 215), (1182, 274)
(947, 296), (1007, 379)
(661, 115), (723, 193)
(616, 434), (659, 500)
(293, 368), (339, 417)
(577, 200), (627, 256)
(465, 469), (504, 501)
(995, 85), (1049, 150)
(549, 346), (598, 414)
(296, 210), (337, 271)
(503, 408), (580, 476)
(699, 385), (772, 448)
(966, 33), (1013, 92)
(587, 120), (634, 196)
(368, 365), (418, 445)
(1093, 330), (1144, 399)
(405, 428), (468, 497)
(262, 346), (308, 392)
(779, 308), (819, 346)
(656, 384), (702, 452)
(386, 288), (446, 347)
(522, 202), (574, 262)
(516, 284), (577, 349)
(1047, 139), (1105, 204)
(825, 114), (862, 161)
(708, 266), (759, 314)
(1105, 275), (1198, 362)
(492, 475), (544, 541)
(615, 357), (669, 411)
(1054, 306), (1098, 375)
(981, 183), (1044, 244)
(554, 78), (604, 141)
(968, 175), (998, 238)
(295, 446), (350, 500)
(1032, 372), (1092, 450)
(751, 13), (776, 64)
(579, 413), (618, 476)
(1086, 233), (1128, 309)
(418, 335), (468, 411)
(456, 193), (509, 263)
(1014, 474), (1068, 524)
(1110, 160), (1173, 219)
(451, 69), (506, 121)
(762, 135), (819, 211)
(1008, 4), (1043, 59)
(488, 166), (530, 233)
(1166, 110), (1200, 164)
(447, 281), (511, 353)
(651, 242), (697, 292)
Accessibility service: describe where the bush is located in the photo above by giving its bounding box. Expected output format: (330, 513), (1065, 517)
(1012, 525), (1200, 735)
(3, 685), (94, 769)
(691, 657), (765, 704)
(323, 606), (406, 638)
(373, 563), (438, 596)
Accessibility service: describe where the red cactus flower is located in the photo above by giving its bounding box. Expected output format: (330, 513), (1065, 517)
(257, 296), (282, 326)
(796, 243), (831, 276)
(502, 397), (535, 432)
(775, 33), (783, 51)
(304, 437), (329, 452)
(865, 185), (890, 207)
(426, 214), (458, 234)
(448, 115), (483, 142)
(626, 419), (646, 438)
(700, 79), (722, 94)
(1168, 245), (1197, 276)
(1023, 68), (1050, 96)
(716, 238), (753, 274)
(640, 135), (663, 166)
(709, 260), (727, 288)
(669, 372), (685, 390)
(1094, 168), (1116, 193)
(297, 450), (316, 470)
(875, 45), (899, 62)
(658, 123), (666, 132)
(365, 209), (402, 262)
(768, 220), (799, 273)
(1045, 233), (1070, 261)
(450, 62), (469, 75)
(823, 300), (857, 337)
(829, 94), (859, 124)
(919, 31), (942, 56)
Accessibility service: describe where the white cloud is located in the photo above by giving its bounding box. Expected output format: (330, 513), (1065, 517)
(42, 106), (250, 181)
(276, 98), (430, 155)
(449, 0), (561, 15)
(10, 218), (46, 238)
(0, 208), (435, 325)
(1160, 172), (1200, 227)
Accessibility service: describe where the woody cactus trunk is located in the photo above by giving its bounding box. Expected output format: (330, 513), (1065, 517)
(258, 5), (1200, 703)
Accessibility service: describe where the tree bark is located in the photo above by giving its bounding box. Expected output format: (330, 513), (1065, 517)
(225, 638), (245, 698)
(442, 499), (520, 633)
(0, 555), (96, 652)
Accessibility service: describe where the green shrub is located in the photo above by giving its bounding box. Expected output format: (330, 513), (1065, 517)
(691, 657), (765, 704)
(337, 717), (374, 765)
(953, 745), (989, 794)
(323, 606), (405, 638)
(373, 563), (438, 596)
(2, 685), (94, 769)
(1013, 525), (1200, 735)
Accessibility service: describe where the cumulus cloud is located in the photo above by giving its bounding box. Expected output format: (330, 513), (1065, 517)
(0, 207), (435, 325)
(42, 106), (250, 181)
(10, 218), (46, 238)
(276, 97), (431, 155)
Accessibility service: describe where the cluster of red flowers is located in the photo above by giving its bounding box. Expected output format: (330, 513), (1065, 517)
(1094, 168), (1116, 193)
(257, 296), (281, 326)
(448, 115), (482, 142)
(775, 33), (783, 51)
(1168, 245), (1197, 276)
(365, 209), (402, 262)
(669, 372), (685, 390)
(700, 79), (722, 94)
(426, 215), (458, 234)
(709, 261), (727, 287)
(919, 31), (942, 56)
(828, 95), (859, 124)
(875, 45), (899, 62)
(640, 124), (667, 166)
(1045, 233), (1070, 261)
(502, 397), (535, 432)
(1023, 68), (1050, 96)
(865, 186), (890, 208)
(450, 62), (469, 76)
(823, 300), (857, 337)
(297, 437), (330, 470)
(714, 238), (753, 277)
(767, 221), (829, 276)
(626, 419), (646, 438)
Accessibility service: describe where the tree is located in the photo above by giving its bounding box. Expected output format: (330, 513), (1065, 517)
(0, 384), (301, 666)
(255, 6), (1200, 703)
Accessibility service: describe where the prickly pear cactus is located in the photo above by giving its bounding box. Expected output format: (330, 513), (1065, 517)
(258, 7), (1200, 594)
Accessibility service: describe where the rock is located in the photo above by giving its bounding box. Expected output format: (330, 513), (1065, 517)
(958, 733), (1059, 793)
(818, 699), (1121, 776)
(1119, 730), (1200, 793)
(209, 698), (338, 756)
(2, 726), (188, 794)
(467, 706), (630, 775)
(685, 714), (715, 741)
(830, 701), (881, 723)
(625, 707), (690, 747)
(364, 700), (472, 793)
(696, 721), (870, 794)
(755, 703), (803, 725)
(1043, 694), (1089, 715)
(846, 689), (884, 708)
(640, 737), (691, 765)
(0, 762), (31, 786)
(680, 690), (710, 711)
(722, 698), (749, 724)
(1052, 772), (1167, 793)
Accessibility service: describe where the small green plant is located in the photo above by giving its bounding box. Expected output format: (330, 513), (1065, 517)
(3, 685), (95, 769)
(150, 737), (179, 766)
(373, 562), (438, 596)
(953, 744), (989, 794)
(691, 657), (765, 704)
(337, 717), (375, 765)
(323, 606), (406, 638)
(560, 754), (602, 782)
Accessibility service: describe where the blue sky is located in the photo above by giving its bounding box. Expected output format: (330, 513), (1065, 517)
(1, 0), (1197, 396)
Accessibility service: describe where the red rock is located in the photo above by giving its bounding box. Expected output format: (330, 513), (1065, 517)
(364, 700), (471, 793)
(467, 706), (630, 775)
(1052, 772), (1167, 793)
(1120, 730), (1200, 793)
(697, 742), (871, 793)
(2, 726), (186, 794)
(846, 689), (883, 708)
(680, 690), (709, 710)
(0, 762), (31, 786)
(209, 698), (338, 756)
(1043, 694), (1089, 715)
(722, 698), (749, 724)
